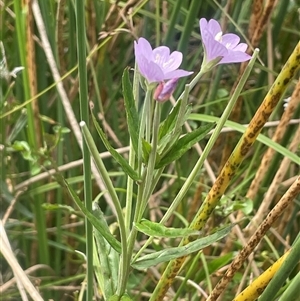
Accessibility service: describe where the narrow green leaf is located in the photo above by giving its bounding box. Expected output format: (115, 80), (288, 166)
(134, 219), (200, 238)
(131, 224), (233, 270)
(142, 138), (152, 163)
(60, 177), (121, 253)
(155, 123), (215, 169)
(158, 100), (192, 151)
(190, 114), (300, 165)
(92, 113), (140, 181)
(122, 68), (139, 154)
(42, 203), (76, 212)
(93, 202), (119, 299)
(158, 98), (183, 140)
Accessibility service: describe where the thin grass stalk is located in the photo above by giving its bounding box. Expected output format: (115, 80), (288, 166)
(155, 0), (160, 46)
(163, 0), (182, 45)
(207, 175), (300, 301)
(13, 0), (50, 275)
(151, 41), (299, 300)
(177, 0), (202, 57)
(75, 2), (93, 299)
(13, 0), (36, 148)
(53, 0), (66, 291)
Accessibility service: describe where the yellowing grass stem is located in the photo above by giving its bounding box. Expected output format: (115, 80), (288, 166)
(232, 250), (291, 301)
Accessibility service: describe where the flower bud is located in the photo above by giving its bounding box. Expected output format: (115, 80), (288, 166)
(154, 78), (179, 102)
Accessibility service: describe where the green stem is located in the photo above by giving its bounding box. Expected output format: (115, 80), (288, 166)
(138, 89), (152, 171)
(75, 2), (93, 300)
(14, 0), (50, 277)
(122, 97), (162, 297)
(145, 89), (153, 143)
(124, 139), (136, 236)
(140, 101), (161, 218)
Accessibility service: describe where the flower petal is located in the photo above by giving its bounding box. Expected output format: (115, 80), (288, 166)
(221, 33), (240, 49)
(207, 19), (222, 37)
(233, 43), (248, 52)
(162, 51), (183, 73)
(219, 51), (252, 64)
(204, 35), (228, 62)
(135, 52), (164, 83)
(136, 37), (153, 59)
(164, 69), (193, 80)
(153, 46), (170, 66)
(199, 18), (210, 45)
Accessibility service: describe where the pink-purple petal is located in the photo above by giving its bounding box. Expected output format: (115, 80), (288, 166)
(207, 19), (222, 37)
(161, 51), (183, 72)
(135, 52), (164, 83)
(153, 46), (171, 67)
(164, 69), (193, 80)
(221, 34), (240, 49)
(219, 51), (252, 64)
(205, 38), (228, 62)
(199, 19), (210, 44)
(233, 43), (248, 52)
(142, 61), (165, 83)
(136, 37), (153, 59)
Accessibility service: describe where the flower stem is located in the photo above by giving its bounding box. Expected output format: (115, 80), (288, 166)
(138, 88), (152, 171)
(140, 101), (161, 216)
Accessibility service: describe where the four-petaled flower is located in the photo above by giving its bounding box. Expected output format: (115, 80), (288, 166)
(199, 18), (252, 68)
(134, 37), (193, 84)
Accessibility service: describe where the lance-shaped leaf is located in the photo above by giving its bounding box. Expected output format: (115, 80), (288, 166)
(93, 203), (119, 299)
(158, 100), (193, 154)
(131, 223), (233, 270)
(122, 68), (139, 154)
(92, 113), (140, 181)
(155, 123), (215, 169)
(60, 177), (121, 253)
(134, 219), (200, 238)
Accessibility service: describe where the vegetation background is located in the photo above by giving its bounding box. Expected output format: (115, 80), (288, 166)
(1, 0), (299, 300)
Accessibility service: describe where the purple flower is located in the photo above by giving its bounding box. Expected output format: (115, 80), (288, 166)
(134, 37), (193, 84)
(154, 78), (179, 102)
(199, 18), (252, 66)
